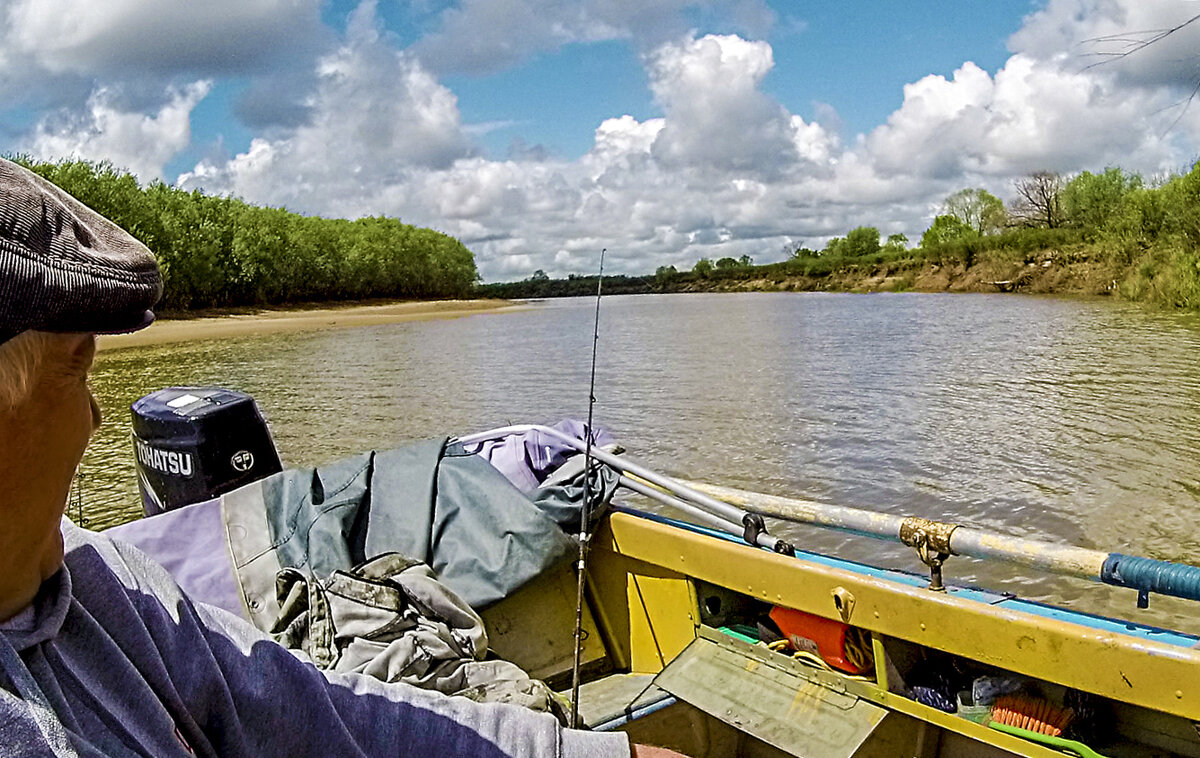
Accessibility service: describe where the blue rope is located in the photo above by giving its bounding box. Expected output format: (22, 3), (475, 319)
(1101, 553), (1200, 602)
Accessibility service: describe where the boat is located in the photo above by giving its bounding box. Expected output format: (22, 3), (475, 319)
(110, 388), (1200, 758)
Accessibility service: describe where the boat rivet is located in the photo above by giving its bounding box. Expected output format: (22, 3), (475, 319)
(873, 611), (880, 619)
(1177, 690), (1185, 699)
(920, 623), (926, 631)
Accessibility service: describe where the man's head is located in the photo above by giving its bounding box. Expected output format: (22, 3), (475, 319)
(0, 157), (161, 618)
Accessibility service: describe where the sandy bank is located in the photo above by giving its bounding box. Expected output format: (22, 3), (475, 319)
(98, 299), (525, 352)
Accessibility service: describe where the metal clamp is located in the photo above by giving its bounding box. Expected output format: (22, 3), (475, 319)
(900, 517), (959, 592)
(742, 513), (796, 556)
(743, 513), (767, 547)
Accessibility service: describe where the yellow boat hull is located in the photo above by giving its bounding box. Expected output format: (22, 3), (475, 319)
(485, 509), (1200, 757)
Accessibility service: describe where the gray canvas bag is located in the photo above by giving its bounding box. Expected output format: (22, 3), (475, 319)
(270, 552), (567, 721)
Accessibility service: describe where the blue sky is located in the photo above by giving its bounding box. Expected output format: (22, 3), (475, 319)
(2, 0), (1199, 280)
(174, 2), (1028, 171)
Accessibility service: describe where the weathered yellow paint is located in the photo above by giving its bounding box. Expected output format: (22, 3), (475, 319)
(481, 562), (606, 680)
(583, 538), (635, 667)
(626, 571), (696, 673)
(600, 511), (1200, 721)
(582, 574), (630, 671)
(870, 634), (889, 691)
(586, 519), (698, 674)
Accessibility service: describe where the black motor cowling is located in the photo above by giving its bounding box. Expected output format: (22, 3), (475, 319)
(131, 387), (282, 516)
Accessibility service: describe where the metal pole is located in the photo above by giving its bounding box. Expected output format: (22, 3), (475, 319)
(618, 475), (776, 549)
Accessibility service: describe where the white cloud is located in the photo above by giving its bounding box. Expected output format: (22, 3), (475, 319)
(181, 3), (471, 212)
(411, 0), (775, 75)
(863, 55), (1186, 181)
(646, 34), (800, 175)
(2, 0), (325, 78)
(167, 2), (1200, 282)
(27, 81), (211, 180)
(1010, 0), (1200, 90)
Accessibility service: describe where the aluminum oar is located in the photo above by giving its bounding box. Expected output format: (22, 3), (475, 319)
(678, 479), (1200, 607)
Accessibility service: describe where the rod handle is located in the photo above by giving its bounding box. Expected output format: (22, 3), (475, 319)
(1101, 553), (1200, 603)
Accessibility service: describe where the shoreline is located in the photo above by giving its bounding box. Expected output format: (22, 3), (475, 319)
(97, 298), (525, 352)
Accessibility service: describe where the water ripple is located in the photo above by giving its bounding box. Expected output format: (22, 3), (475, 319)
(82, 293), (1200, 633)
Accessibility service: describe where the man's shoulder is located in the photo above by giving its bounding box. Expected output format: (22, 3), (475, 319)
(61, 519), (194, 617)
(61, 518), (276, 654)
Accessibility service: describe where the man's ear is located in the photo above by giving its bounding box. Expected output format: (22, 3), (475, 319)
(59, 333), (97, 366)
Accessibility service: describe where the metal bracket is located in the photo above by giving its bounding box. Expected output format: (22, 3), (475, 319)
(742, 513), (796, 556)
(743, 512), (766, 546)
(831, 587), (856, 623)
(899, 517), (959, 592)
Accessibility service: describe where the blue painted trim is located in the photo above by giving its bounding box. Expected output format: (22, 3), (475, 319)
(611, 506), (1200, 649)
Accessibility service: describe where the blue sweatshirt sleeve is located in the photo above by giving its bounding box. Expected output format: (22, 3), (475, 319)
(73, 527), (629, 758)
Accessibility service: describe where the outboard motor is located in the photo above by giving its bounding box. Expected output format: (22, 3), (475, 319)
(131, 387), (282, 516)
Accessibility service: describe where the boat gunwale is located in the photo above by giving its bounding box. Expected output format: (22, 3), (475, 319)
(612, 506), (1200, 649)
(596, 507), (1200, 721)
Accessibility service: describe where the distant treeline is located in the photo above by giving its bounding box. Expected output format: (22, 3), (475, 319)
(12, 158), (478, 311)
(482, 163), (1200, 309)
(477, 272), (658, 299)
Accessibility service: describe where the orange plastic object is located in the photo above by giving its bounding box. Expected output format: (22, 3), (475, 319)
(769, 605), (870, 674)
(990, 694), (1074, 737)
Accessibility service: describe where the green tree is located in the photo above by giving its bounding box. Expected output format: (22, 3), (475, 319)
(738, 254), (753, 267)
(920, 215), (976, 248)
(11, 156), (479, 310)
(944, 188), (1006, 235)
(1060, 168), (1142, 232)
(715, 257), (741, 270)
(841, 226), (880, 257)
(529, 269), (550, 281)
(882, 233), (909, 254)
(693, 258), (714, 278)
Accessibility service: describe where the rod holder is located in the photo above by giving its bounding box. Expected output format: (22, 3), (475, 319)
(899, 517), (957, 591)
(926, 554), (948, 592)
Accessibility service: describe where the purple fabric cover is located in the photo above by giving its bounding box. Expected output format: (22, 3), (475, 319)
(468, 420), (613, 494)
(105, 497), (247, 619)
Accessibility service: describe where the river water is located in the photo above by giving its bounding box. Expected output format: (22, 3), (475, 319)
(82, 292), (1200, 633)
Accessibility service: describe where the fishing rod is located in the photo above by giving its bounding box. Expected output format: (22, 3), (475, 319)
(569, 249), (604, 729)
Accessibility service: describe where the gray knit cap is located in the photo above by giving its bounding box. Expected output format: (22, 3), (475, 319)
(0, 157), (162, 345)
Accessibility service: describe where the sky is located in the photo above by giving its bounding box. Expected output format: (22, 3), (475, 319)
(3, 0), (1200, 282)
